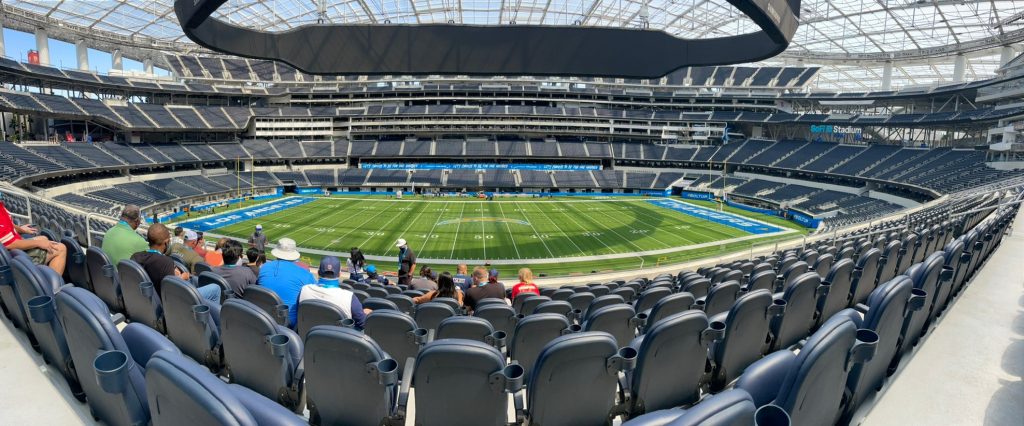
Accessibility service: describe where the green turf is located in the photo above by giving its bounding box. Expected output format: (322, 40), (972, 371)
(198, 195), (807, 277)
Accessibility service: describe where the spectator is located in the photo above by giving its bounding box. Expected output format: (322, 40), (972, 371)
(413, 272), (464, 306)
(298, 255), (371, 328)
(211, 240), (256, 297)
(171, 226), (184, 245)
(258, 238), (315, 328)
(347, 247), (366, 281)
(364, 265), (390, 286)
(465, 266), (505, 313)
(248, 224), (267, 252)
(410, 266), (438, 291)
(452, 264), (471, 292)
(204, 237), (227, 267)
(170, 229), (204, 273)
(188, 231), (209, 257)
(0, 198), (66, 275)
(488, 269), (503, 286)
(511, 268), (541, 299)
(130, 224), (219, 303)
(245, 247), (265, 276)
(100, 205), (148, 266)
(395, 238), (416, 285)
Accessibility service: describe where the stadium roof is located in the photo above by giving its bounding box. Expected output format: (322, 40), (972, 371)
(4, 0), (1024, 89)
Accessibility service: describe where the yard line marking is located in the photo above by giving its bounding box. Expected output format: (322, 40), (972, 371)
(417, 201), (450, 255)
(294, 199), (358, 246)
(563, 201), (648, 252)
(328, 200), (400, 250)
(511, 201), (556, 259)
(480, 202), (487, 260)
(529, 201), (591, 256)
(382, 201), (432, 257)
(553, 201), (627, 254)
(450, 203), (467, 259)
(579, 201), (691, 247)
(495, 202), (523, 259)
(358, 200), (413, 248)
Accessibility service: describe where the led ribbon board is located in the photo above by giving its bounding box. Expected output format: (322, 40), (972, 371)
(175, 0), (800, 78)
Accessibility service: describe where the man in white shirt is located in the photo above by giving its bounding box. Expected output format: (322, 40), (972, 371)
(298, 256), (371, 328)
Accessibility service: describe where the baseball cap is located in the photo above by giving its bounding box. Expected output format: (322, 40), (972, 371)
(182, 229), (198, 241)
(489, 268), (499, 279)
(255, 224), (263, 230)
(366, 265), (377, 274)
(318, 256), (341, 278)
(395, 238), (407, 248)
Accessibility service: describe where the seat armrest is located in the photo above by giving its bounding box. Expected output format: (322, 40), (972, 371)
(734, 350), (797, 407)
(121, 323), (180, 369)
(394, 357), (416, 420)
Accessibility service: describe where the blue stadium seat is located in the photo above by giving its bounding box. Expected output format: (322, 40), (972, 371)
(363, 310), (426, 380)
(160, 276), (221, 372)
(118, 259), (163, 333)
(220, 298), (304, 412)
(304, 326), (400, 426)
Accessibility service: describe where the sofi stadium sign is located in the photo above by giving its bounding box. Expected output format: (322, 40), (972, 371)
(810, 125), (863, 136)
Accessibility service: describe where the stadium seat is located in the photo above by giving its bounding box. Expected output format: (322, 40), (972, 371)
(386, 294), (415, 314)
(197, 271), (231, 302)
(520, 295), (551, 315)
(366, 286), (389, 299)
(736, 313), (877, 425)
(777, 261), (808, 291)
(193, 262), (213, 275)
(621, 310), (720, 416)
(610, 287), (637, 303)
(296, 299), (350, 340)
(55, 286), (179, 426)
(402, 339), (523, 426)
(0, 249), (34, 341)
(769, 272), (821, 351)
(633, 286), (672, 314)
(523, 332), (633, 425)
(160, 276), (222, 372)
(414, 301), (456, 331)
(118, 259), (164, 332)
(145, 350), (305, 426)
(814, 253), (835, 277)
(549, 288), (574, 301)
(582, 304), (639, 348)
(304, 326), (400, 426)
(509, 313), (572, 383)
(363, 310), (426, 380)
(512, 293), (538, 314)
(242, 285), (289, 326)
(699, 280), (741, 317)
(622, 389), (789, 426)
(220, 298), (305, 412)
(436, 316), (503, 348)
(849, 248), (881, 307)
(840, 277), (925, 424)
(816, 258), (855, 328)
(472, 303), (517, 338)
(709, 289), (784, 391)
(641, 292), (695, 331)
(899, 254), (945, 355)
(10, 255), (82, 399)
(86, 246), (124, 312)
(747, 269), (776, 293)
(588, 285), (611, 296)
(942, 237), (969, 299)
(362, 297), (399, 312)
(60, 236), (90, 290)
(588, 294), (626, 316)
(533, 300), (573, 318)
(431, 296), (462, 312)
(567, 291), (596, 314)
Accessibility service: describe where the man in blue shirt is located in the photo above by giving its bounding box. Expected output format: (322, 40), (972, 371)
(452, 263), (471, 292)
(299, 256), (370, 328)
(258, 238), (315, 328)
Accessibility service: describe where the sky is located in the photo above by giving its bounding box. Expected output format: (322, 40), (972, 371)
(3, 28), (170, 76)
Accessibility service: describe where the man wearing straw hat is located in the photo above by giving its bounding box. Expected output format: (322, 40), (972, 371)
(257, 237), (315, 328)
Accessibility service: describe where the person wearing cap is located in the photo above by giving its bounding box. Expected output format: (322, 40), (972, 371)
(298, 255), (372, 329)
(248, 224), (267, 253)
(170, 229), (205, 273)
(363, 264), (390, 285)
(101, 205), (148, 266)
(257, 237), (316, 328)
(211, 239), (256, 298)
(395, 238), (416, 285)
(464, 266), (507, 313)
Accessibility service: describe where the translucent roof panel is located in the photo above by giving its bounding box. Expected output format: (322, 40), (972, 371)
(5, 0), (1024, 90)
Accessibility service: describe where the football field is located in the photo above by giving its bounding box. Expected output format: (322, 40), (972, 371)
(183, 196), (805, 276)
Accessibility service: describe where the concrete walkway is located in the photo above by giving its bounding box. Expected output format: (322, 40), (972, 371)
(861, 209), (1024, 426)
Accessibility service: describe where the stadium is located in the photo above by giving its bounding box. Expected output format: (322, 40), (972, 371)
(0, 0), (1021, 425)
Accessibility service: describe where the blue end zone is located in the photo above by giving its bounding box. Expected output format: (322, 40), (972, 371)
(175, 197), (317, 231)
(647, 199), (785, 235)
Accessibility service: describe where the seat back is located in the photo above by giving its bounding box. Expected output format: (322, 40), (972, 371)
(0, 247), (28, 329)
(549, 289), (574, 301)
(220, 298), (303, 411)
(630, 311), (714, 413)
(512, 293), (538, 314)
(567, 292), (596, 313)
(588, 294), (625, 316)
(296, 299), (349, 340)
(588, 285), (611, 296)
(413, 339), (511, 426)
(533, 300), (573, 318)
(520, 295), (551, 315)
(702, 280), (741, 317)
(610, 286), (636, 303)
(634, 286), (671, 313)
(118, 259), (163, 332)
(747, 270), (776, 293)
(363, 310), (423, 380)
(86, 246), (122, 312)
(770, 272), (820, 351)
(145, 351), (305, 426)
(527, 332), (622, 425)
(921, 251), (952, 325)
(436, 316), (496, 343)
(11, 257), (78, 394)
(55, 287), (150, 425)
(817, 258), (855, 326)
(942, 238), (968, 299)
(414, 302), (456, 331)
(644, 292), (695, 329)
(197, 272), (229, 302)
(849, 248), (881, 307)
(582, 304), (637, 347)
(900, 255), (944, 354)
(161, 276), (221, 371)
(779, 261), (808, 289)
(876, 240), (902, 285)
(671, 389), (761, 425)
(242, 286), (288, 326)
(510, 313), (570, 382)
(473, 304), (517, 337)
(386, 294), (415, 314)
(711, 289), (776, 390)
(895, 234), (918, 276)
(305, 326), (396, 426)
(61, 236), (90, 290)
(814, 254), (834, 278)
(362, 297), (399, 312)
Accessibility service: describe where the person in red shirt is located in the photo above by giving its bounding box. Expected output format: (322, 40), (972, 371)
(0, 200), (67, 275)
(511, 267), (541, 300)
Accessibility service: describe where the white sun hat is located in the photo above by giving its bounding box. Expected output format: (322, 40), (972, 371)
(395, 238), (407, 248)
(271, 238), (301, 261)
